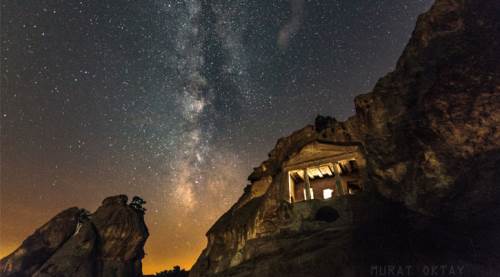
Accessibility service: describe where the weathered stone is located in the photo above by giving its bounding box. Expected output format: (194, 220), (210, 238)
(33, 222), (98, 277)
(191, 0), (500, 276)
(0, 207), (81, 277)
(92, 195), (149, 276)
(0, 195), (149, 277)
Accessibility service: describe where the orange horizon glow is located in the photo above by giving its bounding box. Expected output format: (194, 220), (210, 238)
(142, 253), (199, 275)
(0, 152), (245, 276)
(0, 240), (203, 275)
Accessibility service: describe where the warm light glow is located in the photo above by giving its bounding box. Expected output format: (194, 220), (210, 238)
(142, 249), (202, 274)
(288, 172), (295, 202)
(323, 188), (333, 199)
(0, 244), (18, 260)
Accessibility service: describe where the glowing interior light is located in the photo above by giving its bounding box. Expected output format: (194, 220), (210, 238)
(302, 188), (314, 200)
(323, 189), (333, 199)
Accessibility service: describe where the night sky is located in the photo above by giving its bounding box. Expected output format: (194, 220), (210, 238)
(0, 0), (433, 273)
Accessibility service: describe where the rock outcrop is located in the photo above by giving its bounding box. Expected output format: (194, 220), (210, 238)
(191, 0), (500, 276)
(0, 195), (149, 277)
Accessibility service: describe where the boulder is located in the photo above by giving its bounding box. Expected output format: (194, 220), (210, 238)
(33, 222), (98, 277)
(0, 207), (81, 277)
(0, 195), (149, 277)
(92, 195), (149, 276)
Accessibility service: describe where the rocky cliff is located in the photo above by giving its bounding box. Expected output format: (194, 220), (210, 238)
(191, 0), (500, 276)
(0, 195), (149, 277)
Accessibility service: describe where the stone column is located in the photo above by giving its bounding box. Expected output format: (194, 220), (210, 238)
(333, 163), (344, 195)
(304, 168), (312, 200)
(286, 172), (295, 203)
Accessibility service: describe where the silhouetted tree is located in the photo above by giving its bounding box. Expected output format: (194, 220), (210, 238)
(78, 209), (92, 222)
(74, 209), (92, 235)
(154, 265), (189, 277)
(129, 195), (147, 213)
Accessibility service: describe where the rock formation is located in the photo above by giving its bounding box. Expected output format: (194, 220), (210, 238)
(0, 195), (149, 277)
(191, 0), (500, 276)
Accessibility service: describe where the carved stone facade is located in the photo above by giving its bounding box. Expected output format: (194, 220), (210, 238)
(191, 0), (500, 275)
(282, 141), (366, 203)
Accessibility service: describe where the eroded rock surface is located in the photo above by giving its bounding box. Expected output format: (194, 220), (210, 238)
(0, 208), (81, 276)
(191, 0), (500, 276)
(0, 195), (149, 277)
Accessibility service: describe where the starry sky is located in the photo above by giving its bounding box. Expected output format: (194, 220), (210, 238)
(0, 0), (433, 274)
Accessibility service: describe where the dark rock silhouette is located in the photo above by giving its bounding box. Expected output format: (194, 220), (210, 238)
(0, 208), (81, 276)
(0, 195), (149, 277)
(145, 265), (189, 277)
(191, 0), (500, 276)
